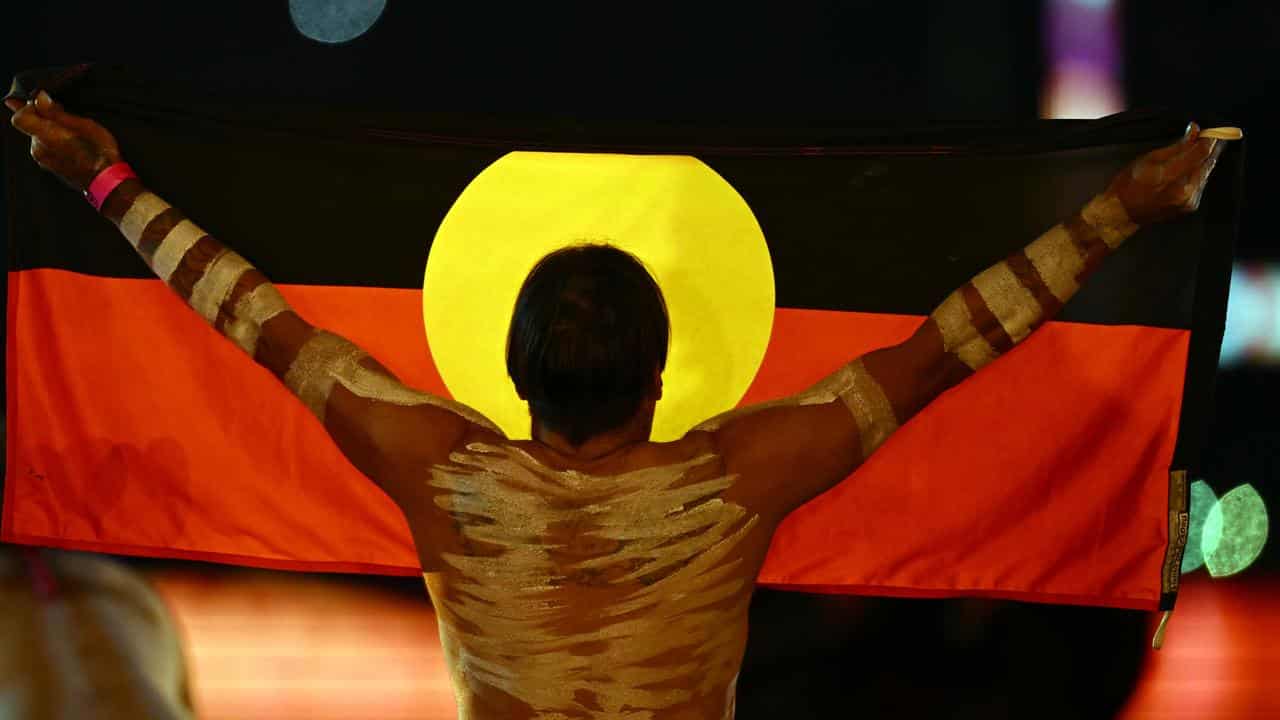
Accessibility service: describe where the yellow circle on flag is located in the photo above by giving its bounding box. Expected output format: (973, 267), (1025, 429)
(423, 152), (774, 441)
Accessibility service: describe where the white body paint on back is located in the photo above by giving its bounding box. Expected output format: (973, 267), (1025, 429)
(424, 443), (756, 719)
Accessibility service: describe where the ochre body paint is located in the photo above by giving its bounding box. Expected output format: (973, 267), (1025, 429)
(425, 443), (755, 719)
(931, 194), (1139, 373)
(1081, 194), (1138, 249)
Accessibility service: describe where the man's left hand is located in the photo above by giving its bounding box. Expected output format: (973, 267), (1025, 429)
(6, 91), (122, 192)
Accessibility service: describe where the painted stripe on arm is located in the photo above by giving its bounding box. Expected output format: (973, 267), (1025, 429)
(189, 249), (254, 323)
(970, 261), (1044, 344)
(839, 358), (900, 459)
(136, 207), (186, 261)
(118, 192), (171, 248)
(284, 331), (366, 422)
(1081, 194), (1138, 249)
(223, 281), (290, 357)
(282, 329), (503, 431)
(1024, 225), (1086, 304)
(932, 289), (1001, 371)
(150, 221), (206, 284)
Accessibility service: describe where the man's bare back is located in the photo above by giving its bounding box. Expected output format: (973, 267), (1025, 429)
(411, 432), (770, 719)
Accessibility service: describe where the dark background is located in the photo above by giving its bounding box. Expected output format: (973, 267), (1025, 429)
(2, 2), (1275, 718)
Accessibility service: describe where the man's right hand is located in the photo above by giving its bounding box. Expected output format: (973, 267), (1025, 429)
(1104, 122), (1230, 226)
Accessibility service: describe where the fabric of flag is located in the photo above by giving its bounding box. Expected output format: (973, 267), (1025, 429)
(2, 65), (1240, 612)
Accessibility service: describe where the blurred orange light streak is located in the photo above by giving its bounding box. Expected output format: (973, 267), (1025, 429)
(149, 570), (1279, 718)
(152, 571), (458, 720)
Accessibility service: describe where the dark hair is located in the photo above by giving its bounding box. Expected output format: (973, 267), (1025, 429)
(506, 244), (670, 446)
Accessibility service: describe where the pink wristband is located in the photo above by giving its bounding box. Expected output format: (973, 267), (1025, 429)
(84, 162), (137, 211)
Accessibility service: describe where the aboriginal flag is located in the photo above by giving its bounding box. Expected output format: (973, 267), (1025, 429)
(3, 65), (1240, 612)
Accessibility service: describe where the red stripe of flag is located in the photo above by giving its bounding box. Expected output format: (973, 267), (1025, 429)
(5, 269), (1184, 609)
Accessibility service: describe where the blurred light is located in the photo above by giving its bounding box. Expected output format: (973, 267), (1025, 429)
(289, 0), (386, 44)
(1202, 492), (1225, 562)
(1203, 484), (1269, 578)
(1220, 263), (1280, 366)
(1181, 479), (1218, 574)
(152, 571), (457, 719)
(1041, 0), (1125, 118)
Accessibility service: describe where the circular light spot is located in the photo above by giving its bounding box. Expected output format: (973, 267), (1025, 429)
(424, 152), (774, 441)
(1202, 496), (1224, 555)
(289, 0), (386, 44)
(1181, 479), (1218, 574)
(1204, 484), (1269, 578)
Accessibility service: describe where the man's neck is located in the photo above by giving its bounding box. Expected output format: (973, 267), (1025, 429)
(531, 411), (653, 462)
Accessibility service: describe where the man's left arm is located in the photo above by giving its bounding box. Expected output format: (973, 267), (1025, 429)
(6, 91), (499, 498)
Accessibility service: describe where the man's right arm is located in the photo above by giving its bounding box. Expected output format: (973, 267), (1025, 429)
(703, 127), (1227, 519)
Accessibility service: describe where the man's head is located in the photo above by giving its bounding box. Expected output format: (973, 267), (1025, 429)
(506, 244), (670, 447)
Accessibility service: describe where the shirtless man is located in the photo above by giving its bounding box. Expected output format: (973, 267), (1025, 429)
(7, 90), (1228, 719)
